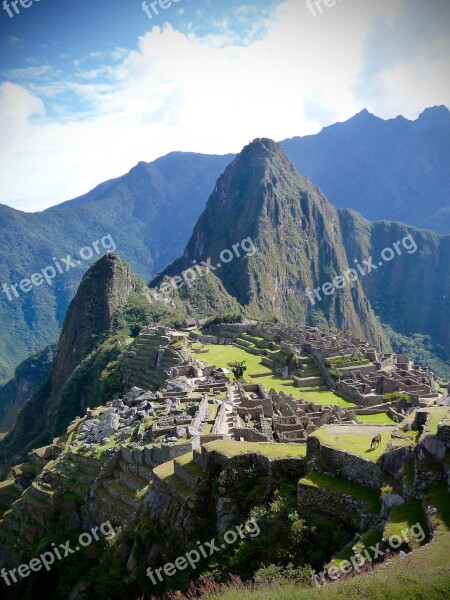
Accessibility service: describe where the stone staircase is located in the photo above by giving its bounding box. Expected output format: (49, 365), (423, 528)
(94, 450), (153, 525)
(119, 333), (183, 391)
(153, 451), (207, 501)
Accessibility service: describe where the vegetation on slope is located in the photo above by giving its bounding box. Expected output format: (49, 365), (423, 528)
(0, 342), (56, 433)
(0, 256), (185, 472)
(203, 531), (450, 600)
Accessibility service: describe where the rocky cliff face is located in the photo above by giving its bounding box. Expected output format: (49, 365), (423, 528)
(0, 343), (56, 433)
(155, 139), (387, 347)
(338, 210), (450, 352)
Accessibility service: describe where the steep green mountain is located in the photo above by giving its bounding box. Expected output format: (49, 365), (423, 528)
(0, 254), (145, 469)
(154, 139), (450, 375)
(338, 209), (450, 356)
(0, 342), (56, 433)
(0, 152), (232, 382)
(383, 325), (450, 379)
(153, 139), (387, 348)
(282, 105), (450, 233)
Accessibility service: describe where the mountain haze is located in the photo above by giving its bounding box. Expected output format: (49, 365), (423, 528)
(0, 152), (232, 381)
(282, 105), (450, 233)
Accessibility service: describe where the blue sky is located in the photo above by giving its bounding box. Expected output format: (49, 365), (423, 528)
(0, 0), (449, 211)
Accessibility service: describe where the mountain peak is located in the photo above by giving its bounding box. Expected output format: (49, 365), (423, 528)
(50, 253), (140, 398)
(417, 105), (450, 125)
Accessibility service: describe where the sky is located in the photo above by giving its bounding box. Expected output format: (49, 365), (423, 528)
(0, 0), (449, 212)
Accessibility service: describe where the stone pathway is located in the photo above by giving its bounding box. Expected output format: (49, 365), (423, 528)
(323, 424), (396, 435)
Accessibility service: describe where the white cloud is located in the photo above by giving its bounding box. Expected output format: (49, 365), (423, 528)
(0, 0), (449, 212)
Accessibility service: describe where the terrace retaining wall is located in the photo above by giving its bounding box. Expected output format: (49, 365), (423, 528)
(307, 436), (383, 489)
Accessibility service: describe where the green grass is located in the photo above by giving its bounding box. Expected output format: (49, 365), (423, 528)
(0, 480), (19, 497)
(425, 482), (450, 536)
(296, 387), (356, 408)
(357, 413), (396, 425)
(201, 344), (271, 375)
(312, 426), (393, 462)
(300, 472), (380, 513)
(153, 461), (194, 497)
(204, 533), (450, 600)
(200, 344), (356, 407)
(330, 527), (383, 568)
(426, 408), (448, 435)
(204, 440), (307, 459)
(383, 500), (429, 549)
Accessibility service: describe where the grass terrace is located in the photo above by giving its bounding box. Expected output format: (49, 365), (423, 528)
(153, 460), (193, 497)
(300, 471), (381, 513)
(383, 500), (430, 549)
(312, 425), (395, 462)
(0, 479), (20, 498)
(200, 344), (356, 407)
(174, 452), (205, 478)
(298, 386), (357, 407)
(357, 412), (396, 425)
(425, 482), (450, 536)
(426, 407), (448, 435)
(329, 526), (384, 568)
(204, 440), (307, 459)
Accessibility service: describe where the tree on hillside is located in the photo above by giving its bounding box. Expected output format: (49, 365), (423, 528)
(227, 360), (247, 381)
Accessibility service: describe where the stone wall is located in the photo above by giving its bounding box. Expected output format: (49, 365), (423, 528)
(437, 422), (450, 447)
(335, 381), (384, 407)
(121, 442), (195, 469)
(212, 402), (228, 435)
(191, 396), (209, 431)
(307, 436), (383, 489)
(231, 428), (269, 442)
(194, 445), (308, 485)
(297, 481), (373, 530)
(293, 376), (324, 388)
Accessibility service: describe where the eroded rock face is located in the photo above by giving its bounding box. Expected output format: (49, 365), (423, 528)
(419, 435), (446, 462)
(381, 446), (411, 476)
(381, 493), (405, 519)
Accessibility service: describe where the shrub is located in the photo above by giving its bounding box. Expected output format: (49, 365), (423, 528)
(383, 392), (411, 404)
(329, 368), (343, 381)
(227, 360), (247, 380)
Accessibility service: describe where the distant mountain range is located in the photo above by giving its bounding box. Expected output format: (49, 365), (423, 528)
(282, 105), (450, 233)
(0, 106), (448, 383)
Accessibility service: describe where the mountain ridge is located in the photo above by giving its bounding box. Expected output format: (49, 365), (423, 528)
(0, 106), (448, 382)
